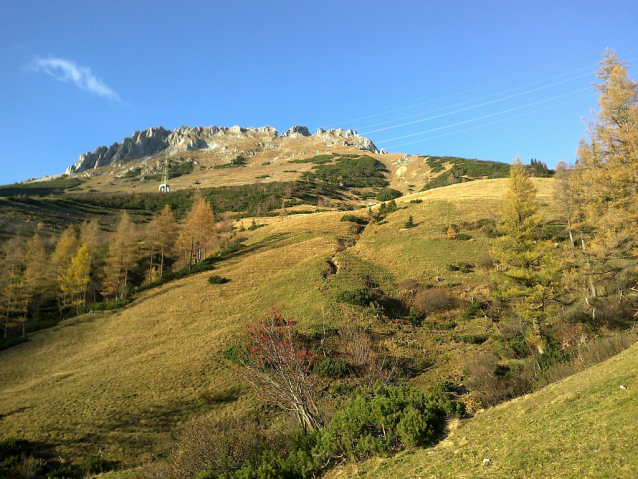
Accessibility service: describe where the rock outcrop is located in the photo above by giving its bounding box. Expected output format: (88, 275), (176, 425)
(67, 126), (171, 173)
(315, 127), (379, 154)
(65, 124), (379, 174)
(281, 125), (311, 138)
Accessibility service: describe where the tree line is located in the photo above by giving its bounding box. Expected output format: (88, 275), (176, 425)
(492, 49), (638, 359)
(0, 192), (229, 339)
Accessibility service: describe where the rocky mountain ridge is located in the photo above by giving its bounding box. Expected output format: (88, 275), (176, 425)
(66, 125), (381, 174)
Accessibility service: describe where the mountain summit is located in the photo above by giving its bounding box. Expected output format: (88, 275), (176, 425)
(66, 125), (381, 174)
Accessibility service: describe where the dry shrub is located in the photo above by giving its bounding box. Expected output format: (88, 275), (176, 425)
(338, 327), (375, 369)
(540, 332), (637, 386)
(464, 352), (534, 407)
(398, 279), (419, 293)
(143, 460), (171, 479)
(336, 327), (398, 386)
(414, 288), (457, 314)
(475, 253), (494, 270)
(171, 417), (264, 479)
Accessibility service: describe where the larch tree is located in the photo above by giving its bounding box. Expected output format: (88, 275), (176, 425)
(154, 204), (177, 278)
(572, 49), (638, 317)
(21, 234), (51, 335)
(50, 226), (79, 312)
(79, 218), (103, 303)
(102, 212), (138, 299)
(60, 244), (91, 313)
(0, 237), (24, 338)
(177, 193), (216, 267)
(144, 216), (161, 284)
(492, 157), (560, 353)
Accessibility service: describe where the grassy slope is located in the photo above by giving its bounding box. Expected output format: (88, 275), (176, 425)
(0, 211), (353, 463)
(0, 177), (564, 468)
(327, 341), (638, 479)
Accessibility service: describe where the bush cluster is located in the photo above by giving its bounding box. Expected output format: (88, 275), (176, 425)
(335, 288), (375, 307)
(313, 358), (348, 378)
(190, 383), (464, 479)
(340, 214), (368, 225)
(208, 275), (230, 285)
(375, 188), (402, 202)
(414, 289), (457, 314)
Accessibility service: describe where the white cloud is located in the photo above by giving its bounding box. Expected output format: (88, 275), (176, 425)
(31, 57), (120, 101)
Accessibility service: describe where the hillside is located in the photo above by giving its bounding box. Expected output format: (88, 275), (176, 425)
(0, 124), (532, 244)
(2, 174), (637, 479)
(0, 178), (553, 462)
(4, 124), (524, 201)
(327, 340), (638, 478)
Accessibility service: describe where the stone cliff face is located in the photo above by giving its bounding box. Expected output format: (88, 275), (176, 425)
(66, 125), (379, 174)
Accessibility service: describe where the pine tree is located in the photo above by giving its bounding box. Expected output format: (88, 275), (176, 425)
(492, 157), (560, 352)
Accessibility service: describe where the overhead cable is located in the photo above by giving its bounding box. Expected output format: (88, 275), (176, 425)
(376, 87), (592, 144)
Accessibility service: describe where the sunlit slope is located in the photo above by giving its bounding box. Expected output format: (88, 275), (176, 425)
(352, 178), (557, 283)
(0, 212), (353, 462)
(0, 178), (557, 464)
(327, 340), (638, 479)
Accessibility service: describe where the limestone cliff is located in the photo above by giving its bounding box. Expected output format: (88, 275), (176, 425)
(65, 125), (379, 174)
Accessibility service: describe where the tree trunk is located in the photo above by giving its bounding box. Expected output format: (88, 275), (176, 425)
(567, 219), (575, 247)
(160, 250), (164, 279)
(580, 234), (597, 298)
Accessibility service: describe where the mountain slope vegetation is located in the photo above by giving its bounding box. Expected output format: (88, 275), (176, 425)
(327, 340), (638, 478)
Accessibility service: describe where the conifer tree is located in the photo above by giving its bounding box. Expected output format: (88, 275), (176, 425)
(80, 218), (103, 303)
(572, 49), (638, 316)
(177, 193), (216, 267)
(0, 237), (24, 338)
(60, 244), (91, 313)
(22, 234), (51, 320)
(156, 205), (177, 277)
(102, 212), (137, 299)
(492, 157), (560, 352)
(50, 226), (79, 312)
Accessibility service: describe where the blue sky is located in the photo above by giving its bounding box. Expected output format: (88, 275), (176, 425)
(1, 0), (636, 184)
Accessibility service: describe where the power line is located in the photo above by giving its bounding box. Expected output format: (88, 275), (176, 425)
(365, 73), (593, 135)
(355, 64), (595, 131)
(376, 87), (592, 144)
(388, 94), (591, 149)
(318, 48), (636, 133)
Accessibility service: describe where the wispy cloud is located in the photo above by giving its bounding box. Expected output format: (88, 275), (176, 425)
(30, 57), (121, 101)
